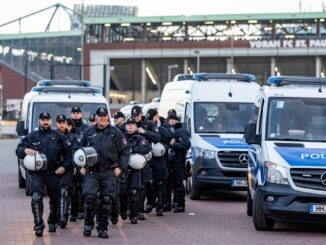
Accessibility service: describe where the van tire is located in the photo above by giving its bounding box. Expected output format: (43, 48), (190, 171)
(25, 171), (31, 196)
(252, 188), (275, 230)
(18, 166), (26, 188)
(189, 176), (201, 200)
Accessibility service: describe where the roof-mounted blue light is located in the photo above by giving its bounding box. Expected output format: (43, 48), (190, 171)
(37, 80), (91, 87)
(32, 86), (102, 94)
(193, 73), (256, 82)
(267, 76), (326, 86)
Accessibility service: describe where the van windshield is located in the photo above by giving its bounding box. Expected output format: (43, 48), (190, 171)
(194, 102), (254, 133)
(267, 97), (326, 142)
(31, 102), (107, 131)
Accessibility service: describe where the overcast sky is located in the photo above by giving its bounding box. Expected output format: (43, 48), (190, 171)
(0, 0), (325, 33)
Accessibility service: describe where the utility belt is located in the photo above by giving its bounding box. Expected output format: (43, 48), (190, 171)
(86, 163), (117, 173)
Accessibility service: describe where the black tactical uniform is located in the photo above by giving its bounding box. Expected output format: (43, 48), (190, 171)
(131, 105), (160, 220)
(56, 114), (74, 228)
(73, 107), (130, 238)
(145, 110), (173, 216)
(125, 118), (152, 224)
(70, 106), (89, 221)
(15, 112), (72, 236)
(167, 114), (191, 213)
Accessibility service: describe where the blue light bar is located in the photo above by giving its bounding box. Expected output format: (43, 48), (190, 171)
(267, 76), (326, 86)
(32, 86), (102, 94)
(37, 80), (91, 87)
(193, 73), (256, 82)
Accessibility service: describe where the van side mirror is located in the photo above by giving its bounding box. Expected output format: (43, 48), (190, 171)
(244, 122), (261, 145)
(16, 121), (27, 136)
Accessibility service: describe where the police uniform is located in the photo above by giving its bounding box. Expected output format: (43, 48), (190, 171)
(56, 114), (74, 228)
(70, 106), (89, 221)
(131, 105), (160, 220)
(73, 107), (130, 238)
(15, 112), (72, 236)
(167, 114), (191, 213)
(145, 110), (173, 216)
(125, 118), (152, 224)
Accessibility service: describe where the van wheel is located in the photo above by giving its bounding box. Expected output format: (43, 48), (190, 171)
(18, 166), (26, 188)
(246, 188), (253, 216)
(189, 176), (201, 200)
(252, 188), (275, 230)
(25, 171), (31, 196)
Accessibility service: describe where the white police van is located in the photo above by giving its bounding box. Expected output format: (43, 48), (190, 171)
(159, 73), (260, 199)
(245, 76), (326, 230)
(16, 80), (109, 195)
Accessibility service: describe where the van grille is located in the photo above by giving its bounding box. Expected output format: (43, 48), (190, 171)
(290, 168), (326, 191)
(217, 151), (248, 169)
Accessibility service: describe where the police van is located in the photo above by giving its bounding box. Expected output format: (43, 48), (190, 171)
(16, 80), (109, 195)
(245, 76), (326, 230)
(159, 73), (260, 199)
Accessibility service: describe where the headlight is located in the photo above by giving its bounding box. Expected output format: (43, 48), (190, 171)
(193, 147), (216, 159)
(264, 161), (289, 185)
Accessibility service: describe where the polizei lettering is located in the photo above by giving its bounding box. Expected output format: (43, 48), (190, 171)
(301, 153), (326, 160)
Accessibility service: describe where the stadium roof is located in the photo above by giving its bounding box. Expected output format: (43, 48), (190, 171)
(84, 12), (326, 24)
(0, 30), (81, 40)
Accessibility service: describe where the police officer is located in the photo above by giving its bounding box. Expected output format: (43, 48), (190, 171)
(113, 111), (126, 132)
(131, 105), (160, 220)
(167, 113), (191, 213)
(89, 114), (96, 127)
(70, 106), (88, 220)
(55, 114), (73, 228)
(15, 112), (72, 236)
(71, 106), (88, 134)
(125, 117), (152, 224)
(145, 109), (173, 216)
(73, 107), (130, 239)
(111, 111), (126, 223)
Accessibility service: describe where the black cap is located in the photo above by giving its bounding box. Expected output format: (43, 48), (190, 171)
(96, 107), (108, 116)
(89, 114), (96, 121)
(168, 109), (177, 117)
(71, 106), (81, 113)
(146, 108), (158, 120)
(113, 111), (125, 119)
(39, 112), (51, 120)
(131, 105), (142, 117)
(126, 117), (136, 124)
(167, 114), (179, 121)
(56, 114), (67, 122)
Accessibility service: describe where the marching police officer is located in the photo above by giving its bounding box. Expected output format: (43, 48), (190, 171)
(73, 107), (130, 239)
(70, 106), (88, 220)
(125, 117), (152, 224)
(167, 112), (191, 212)
(131, 105), (160, 220)
(15, 112), (72, 237)
(113, 111), (126, 132)
(56, 114), (74, 228)
(145, 109), (173, 216)
(89, 114), (96, 127)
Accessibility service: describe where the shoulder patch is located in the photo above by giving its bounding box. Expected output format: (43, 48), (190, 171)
(122, 138), (127, 145)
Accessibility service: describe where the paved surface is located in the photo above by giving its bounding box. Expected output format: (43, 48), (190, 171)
(1, 139), (326, 245)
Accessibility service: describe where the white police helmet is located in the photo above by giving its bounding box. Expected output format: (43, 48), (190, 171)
(24, 153), (47, 171)
(128, 154), (146, 170)
(151, 142), (166, 157)
(73, 147), (98, 167)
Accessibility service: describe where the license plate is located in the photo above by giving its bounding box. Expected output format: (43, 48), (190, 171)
(309, 204), (326, 214)
(231, 180), (247, 187)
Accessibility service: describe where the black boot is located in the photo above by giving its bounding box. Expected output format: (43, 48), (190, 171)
(129, 189), (139, 224)
(98, 196), (110, 239)
(110, 197), (119, 225)
(83, 207), (94, 237)
(48, 202), (59, 233)
(60, 188), (69, 228)
(31, 192), (45, 237)
(77, 190), (85, 220)
(156, 191), (165, 216)
(138, 189), (146, 220)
